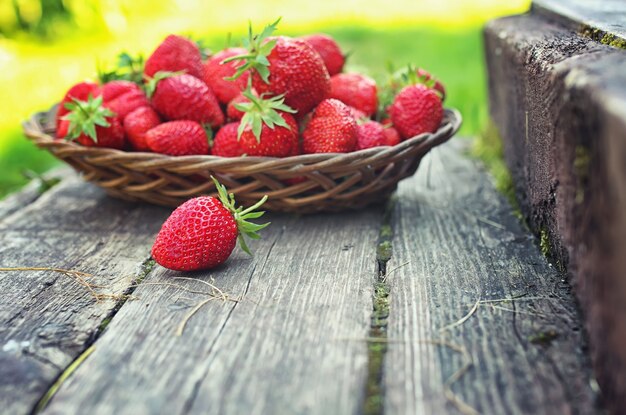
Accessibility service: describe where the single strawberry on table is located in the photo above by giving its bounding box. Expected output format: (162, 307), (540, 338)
(145, 120), (210, 156)
(202, 48), (250, 105)
(147, 72), (224, 128)
(124, 106), (161, 151)
(329, 73), (378, 117)
(234, 88), (298, 157)
(144, 34), (203, 80)
(225, 19), (330, 115)
(58, 94), (125, 149)
(302, 98), (357, 154)
(389, 84), (443, 140)
(151, 177), (270, 271)
(299, 33), (345, 76)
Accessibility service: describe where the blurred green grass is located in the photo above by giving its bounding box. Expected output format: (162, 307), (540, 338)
(0, 25), (486, 198)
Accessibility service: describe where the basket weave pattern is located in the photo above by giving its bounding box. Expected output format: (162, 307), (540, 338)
(23, 106), (461, 213)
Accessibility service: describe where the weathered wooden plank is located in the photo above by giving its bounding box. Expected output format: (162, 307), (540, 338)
(0, 167), (71, 222)
(0, 172), (169, 415)
(384, 140), (598, 414)
(41, 209), (381, 414)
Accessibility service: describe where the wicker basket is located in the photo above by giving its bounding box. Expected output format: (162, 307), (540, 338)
(22, 106), (461, 213)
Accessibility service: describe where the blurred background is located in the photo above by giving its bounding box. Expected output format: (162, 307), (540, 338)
(0, 0), (529, 198)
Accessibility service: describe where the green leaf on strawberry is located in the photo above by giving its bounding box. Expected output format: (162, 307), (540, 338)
(235, 84), (296, 141)
(143, 70), (187, 98)
(97, 52), (145, 85)
(62, 95), (115, 142)
(211, 176), (269, 256)
(222, 18), (281, 83)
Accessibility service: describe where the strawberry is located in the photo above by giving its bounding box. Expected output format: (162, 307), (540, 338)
(389, 84), (443, 139)
(202, 48), (250, 105)
(212, 122), (244, 157)
(302, 98), (357, 154)
(356, 121), (387, 150)
(226, 91), (253, 122)
(60, 95), (125, 149)
(151, 177), (269, 271)
(226, 20), (330, 115)
(329, 73), (377, 117)
(146, 120), (210, 156)
(299, 33), (345, 76)
(235, 88), (298, 157)
(347, 105), (368, 122)
(56, 82), (100, 131)
(147, 73), (224, 128)
(381, 119), (401, 146)
(416, 68), (446, 101)
(124, 106), (161, 151)
(101, 80), (140, 102)
(101, 81), (150, 120)
(144, 34), (203, 80)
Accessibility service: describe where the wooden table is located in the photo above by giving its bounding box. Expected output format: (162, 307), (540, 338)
(0, 140), (599, 414)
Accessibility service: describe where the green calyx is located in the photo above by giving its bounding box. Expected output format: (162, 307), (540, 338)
(222, 18), (281, 83)
(97, 52), (145, 85)
(144, 70), (186, 98)
(62, 94), (115, 142)
(235, 85), (296, 142)
(211, 176), (270, 256)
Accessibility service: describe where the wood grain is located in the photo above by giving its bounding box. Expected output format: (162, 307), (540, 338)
(384, 140), (598, 414)
(41, 209), (382, 415)
(0, 173), (169, 415)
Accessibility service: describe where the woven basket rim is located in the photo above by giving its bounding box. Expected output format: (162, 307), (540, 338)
(22, 105), (462, 166)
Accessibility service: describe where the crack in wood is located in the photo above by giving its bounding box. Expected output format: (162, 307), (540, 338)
(362, 198), (396, 415)
(30, 256), (157, 414)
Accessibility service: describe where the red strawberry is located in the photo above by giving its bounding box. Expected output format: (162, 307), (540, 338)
(101, 80), (140, 102)
(144, 34), (203, 79)
(60, 95), (125, 149)
(389, 84), (443, 139)
(417, 68), (446, 101)
(347, 105), (368, 122)
(227, 20), (330, 115)
(146, 120), (210, 156)
(151, 177), (269, 271)
(235, 89), (298, 157)
(329, 73), (377, 117)
(302, 98), (357, 154)
(148, 73), (224, 128)
(226, 91), (253, 122)
(356, 121), (387, 150)
(56, 82), (100, 130)
(124, 106), (161, 151)
(381, 119), (401, 146)
(212, 122), (244, 157)
(202, 48), (250, 105)
(299, 33), (345, 76)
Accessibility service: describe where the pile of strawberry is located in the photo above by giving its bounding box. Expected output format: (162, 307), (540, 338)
(55, 19), (445, 158)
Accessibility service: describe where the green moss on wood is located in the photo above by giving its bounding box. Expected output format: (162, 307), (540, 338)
(529, 329), (559, 346)
(540, 228), (550, 258)
(471, 121), (523, 220)
(579, 25), (626, 50)
(574, 145), (590, 204)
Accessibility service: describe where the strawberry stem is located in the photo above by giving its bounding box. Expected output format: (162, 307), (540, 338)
(62, 94), (114, 142)
(235, 84), (296, 142)
(211, 176), (270, 256)
(222, 18), (281, 83)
